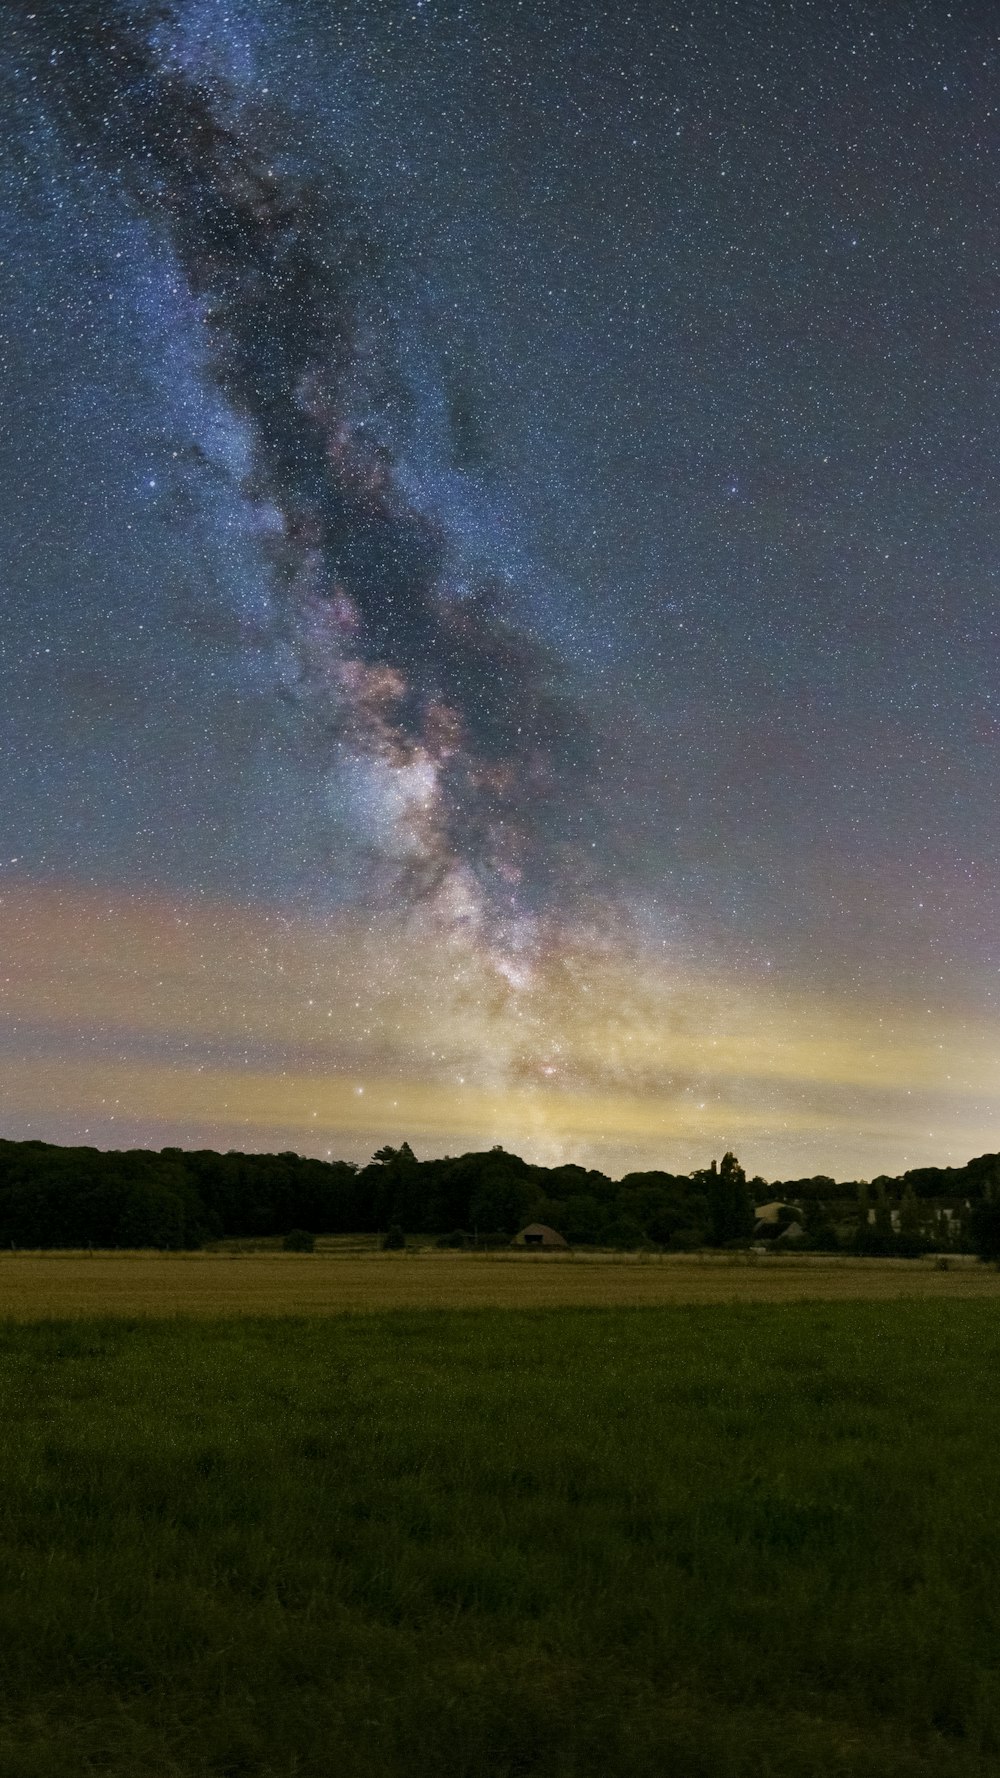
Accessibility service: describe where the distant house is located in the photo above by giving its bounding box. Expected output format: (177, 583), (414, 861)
(754, 1200), (794, 1227)
(753, 1202), (803, 1241)
(511, 1223), (569, 1249)
(774, 1219), (807, 1245)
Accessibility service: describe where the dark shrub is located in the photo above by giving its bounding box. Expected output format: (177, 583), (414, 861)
(851, 1221), (892, 1258)
(807, 1222), (841, 1252)
(382, 1224), (406, 1250)
(602, 1217), (645, 1250)
(282, 1229), (315, 1253)
(893, 1231), (929, 1259)
(435, 1229), (470, 1248)
(669, 1227), (703, 1252)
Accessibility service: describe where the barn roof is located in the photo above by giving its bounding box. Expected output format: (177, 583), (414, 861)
(512, 1223), (569, 1246)
(754, 1200), (797, 1223)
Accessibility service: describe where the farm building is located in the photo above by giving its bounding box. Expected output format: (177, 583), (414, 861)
(753, 1202), (806, 1241)
(511, 1223), (569, 1249)
(774, 1219), (807, 1245)
(753, 1200), (796, 1227)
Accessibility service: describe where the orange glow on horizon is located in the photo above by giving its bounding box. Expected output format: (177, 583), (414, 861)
(1, 877), (997, 1178)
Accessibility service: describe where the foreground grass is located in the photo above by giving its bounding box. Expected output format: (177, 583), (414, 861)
(0, 1248), (997, 1316)
(1, 1304), (999, 1776)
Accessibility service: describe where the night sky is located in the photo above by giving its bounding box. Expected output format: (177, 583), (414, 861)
(2, 0), (998, 1179)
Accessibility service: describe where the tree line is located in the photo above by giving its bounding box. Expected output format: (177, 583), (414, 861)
(1, 1136), (999, 1257)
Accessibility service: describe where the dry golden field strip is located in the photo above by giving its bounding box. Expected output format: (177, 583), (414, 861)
(0, 1248), (997, 1316)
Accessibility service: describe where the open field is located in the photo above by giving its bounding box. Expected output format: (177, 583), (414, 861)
(0, 1248), (997, 1317)
(2, 1302), (1000, 1775)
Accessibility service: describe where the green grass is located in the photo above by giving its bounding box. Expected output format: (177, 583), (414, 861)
(1, 1304), (999, 1776)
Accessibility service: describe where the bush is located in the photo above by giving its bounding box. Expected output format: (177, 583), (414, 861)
(382, 1224), (406, 1250)
(118, 1184), (188, 1250)
(668, 1227), (703, 1252)
(893, 1231), (929, 1259)
(807, 1222), (841, 1252)
(602, 1217), (645, 1250)
(435, 1229), (471, 1248)
(851, 1222), (893, 1258)
(282, 1229), (315, 1253)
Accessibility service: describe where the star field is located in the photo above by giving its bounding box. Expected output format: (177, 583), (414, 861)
(1, 0), (998, 1177)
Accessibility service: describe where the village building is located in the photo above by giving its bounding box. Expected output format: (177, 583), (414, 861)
(511, 1223), (569, 1249)
(753, 1201), (802, 1240)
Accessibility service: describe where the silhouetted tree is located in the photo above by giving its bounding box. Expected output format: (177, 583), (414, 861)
(703, 1152), (754, 1246)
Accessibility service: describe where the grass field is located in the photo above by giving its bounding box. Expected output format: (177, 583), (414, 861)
(2, 1301), (1000, 1775)
(0, 1248), (997, 1317)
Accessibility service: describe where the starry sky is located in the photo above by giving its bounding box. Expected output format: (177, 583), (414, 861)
(1, 0), (998, 1180)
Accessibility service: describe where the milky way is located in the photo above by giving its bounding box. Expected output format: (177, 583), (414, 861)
(12, 0), (600, 922)
(2, 0), (999, 1176)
